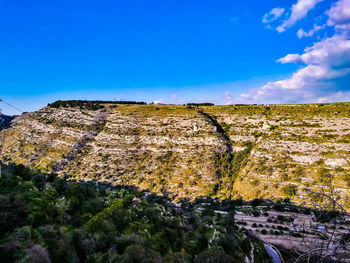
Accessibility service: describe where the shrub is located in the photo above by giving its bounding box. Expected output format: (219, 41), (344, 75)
(252, 211), (260, 217)
(282, 184), (298, 197)
(14, 164), (32, 181)
(32, 174), (46, 190)
(195, 249), (234, 263)
(277, 215), (288, 222)
(292, 232), (302, 238)
(239, 238), (251, 255)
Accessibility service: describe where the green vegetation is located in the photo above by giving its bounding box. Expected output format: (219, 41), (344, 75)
(0, 114), (14, 130)
(48, 100), (147, 109)
(0, 163), (271, 263)
(186, 103), (214, 107)
(215, 143), (253, 198)
(2, 102), (350, 209)
(282, 184), (298, 197)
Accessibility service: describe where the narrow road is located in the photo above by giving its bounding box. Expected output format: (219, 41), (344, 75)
(264, 243), (283, 263)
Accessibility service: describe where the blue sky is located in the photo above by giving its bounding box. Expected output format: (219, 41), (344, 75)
(1, 0), (350, 114)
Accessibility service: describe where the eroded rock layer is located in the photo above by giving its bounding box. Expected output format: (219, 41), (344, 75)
(1, 103), (349, 206)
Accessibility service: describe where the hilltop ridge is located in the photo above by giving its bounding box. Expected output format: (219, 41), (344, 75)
(1, 102), (349, 209)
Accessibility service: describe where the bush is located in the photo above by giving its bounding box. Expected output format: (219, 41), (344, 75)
(0, 163), (272, 262)
(195, 249), (234, 263)
(277, 215), (288, 222)
(187, 103), (214, 107)
(202, 208), (215, 217)
(292, 232), (302, 238)
(273, 203), (285, 212)
(252, 210), (260, 217)
(217, 235), (237, 255)
(282, 184), (298, 197)
(48, 100), (146, 109)
(14, 164), (32, 181)
(251, 198), (263, 207)
(164, 252), (191, 263)
(239, 238), (251, 255)
(32, 174), (46, 190)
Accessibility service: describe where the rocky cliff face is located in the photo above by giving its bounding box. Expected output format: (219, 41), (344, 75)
(204, 104), (350, 208)
(1, 103), (349, 207)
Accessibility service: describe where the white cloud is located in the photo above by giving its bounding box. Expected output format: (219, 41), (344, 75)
(279, 34), (350, 68)
(153, 99), (165, 104)
(222, 91), (234, 104)
(317, 90), (350, 103)
(152, 94), (185, 105)
(169, 94), (185, 104)
(262, 7), (285, 25)
(239, 0), (350, 104)
(236, 32), (350, 104)
(297, 24), (325, 38)
(222, 92), (256, 104)
(327, 0), (350, 31)
(276, 0), (324, 32)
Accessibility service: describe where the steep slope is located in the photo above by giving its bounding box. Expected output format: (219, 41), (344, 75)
(0, 105), (228, 200)
(1, 103), (350, 207)
(204, 104), (350, 208)
(0, 163), (272, 263)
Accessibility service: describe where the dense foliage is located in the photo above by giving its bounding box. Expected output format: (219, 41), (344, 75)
(213, 142), (253, 199)
(0, 114), (15, 130)
(0, 163), (271, 263)
(48, 100), (147, 110)
(187, 103), (214, 107)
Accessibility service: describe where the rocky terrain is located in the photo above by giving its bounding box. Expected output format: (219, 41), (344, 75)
(1, 102), (349, 209)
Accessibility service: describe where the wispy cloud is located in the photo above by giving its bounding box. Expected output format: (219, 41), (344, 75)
(297, 24), (325, 38)
(235, 0), (350, 104)
(153, 99), (165, 104)
(222, 91), (234, 104)
(262, 7), (285, 29)
(276, 0), (324, 32)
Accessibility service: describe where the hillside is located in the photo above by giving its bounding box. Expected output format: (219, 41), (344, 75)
(0, 163), (272, 263)
(0, 102), (349, 209)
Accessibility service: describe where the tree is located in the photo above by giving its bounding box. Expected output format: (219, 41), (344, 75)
(292, 175), (350, 262)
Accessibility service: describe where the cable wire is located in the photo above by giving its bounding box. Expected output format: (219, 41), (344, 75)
(0, 99), (24, 113)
